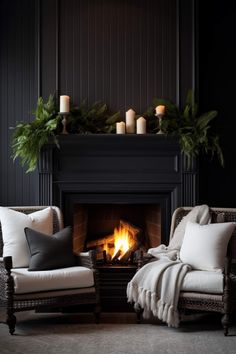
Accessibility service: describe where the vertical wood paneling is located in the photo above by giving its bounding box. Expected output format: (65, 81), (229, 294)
(0, 0), (196, 207)
(0, 0), (38, 206)
(40, 0), (58, 98)
(178, 0), (196, 107)
(59, 0), (179, 115)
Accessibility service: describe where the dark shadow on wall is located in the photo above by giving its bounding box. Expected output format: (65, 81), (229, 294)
(198, 0), (236, 207)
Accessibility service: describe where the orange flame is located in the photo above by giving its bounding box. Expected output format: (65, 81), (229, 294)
(111, 225), (130, 259)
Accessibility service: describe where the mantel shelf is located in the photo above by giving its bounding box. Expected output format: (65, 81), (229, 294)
(45, 133), (180, 148)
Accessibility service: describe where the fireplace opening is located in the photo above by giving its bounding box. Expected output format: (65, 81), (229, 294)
(73, 203), (161, 265)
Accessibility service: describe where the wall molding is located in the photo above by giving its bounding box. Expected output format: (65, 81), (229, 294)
(40, 0), (197, 110)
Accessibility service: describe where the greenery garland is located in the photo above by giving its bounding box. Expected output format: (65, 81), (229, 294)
(11, 91), (223, 172)
(143, 90), (224, 169)
(12, 95), (60, 172)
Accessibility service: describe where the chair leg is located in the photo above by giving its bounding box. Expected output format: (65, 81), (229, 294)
(6, 310), (16, 335)
(221, 313), (230, 336)
(94, 303), (101, 324)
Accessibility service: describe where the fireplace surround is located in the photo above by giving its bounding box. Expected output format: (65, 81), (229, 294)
(39, 134), (198, 310)
(39, 135), (198, 248)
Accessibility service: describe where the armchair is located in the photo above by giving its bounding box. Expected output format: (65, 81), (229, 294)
(0, 206), (100, 335)
(137, 207), (236, 335)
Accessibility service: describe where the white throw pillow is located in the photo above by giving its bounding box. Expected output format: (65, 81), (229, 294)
(180, 221), (235, 271)
(0, 207), (53, 268)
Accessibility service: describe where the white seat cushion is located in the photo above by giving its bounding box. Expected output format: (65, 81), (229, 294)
(181, 270), (223, 294)
(12, 266), (94, 294)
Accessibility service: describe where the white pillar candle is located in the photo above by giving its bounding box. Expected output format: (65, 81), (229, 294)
(116, 122), (126, 134)
(125, 108), (135, 133)
(155, 105), (165, 116)
(136, 117), (146, 134)
(60, 95), (70, 113)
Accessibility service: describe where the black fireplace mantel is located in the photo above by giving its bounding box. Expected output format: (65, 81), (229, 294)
(39, 134), (198, 243)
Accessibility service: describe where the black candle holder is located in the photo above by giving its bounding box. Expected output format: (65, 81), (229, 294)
(59, 112), (69, 134)
(155, 113), (165, 134)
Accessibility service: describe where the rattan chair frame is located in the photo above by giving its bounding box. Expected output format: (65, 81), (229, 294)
(137, 207), (236, 336)
(0, 206), (101, 334)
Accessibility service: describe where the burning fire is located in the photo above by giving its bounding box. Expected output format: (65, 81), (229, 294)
(111, 225), (131, 260)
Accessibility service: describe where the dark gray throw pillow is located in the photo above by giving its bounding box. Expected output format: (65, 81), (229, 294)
(25, 226), (77, 271)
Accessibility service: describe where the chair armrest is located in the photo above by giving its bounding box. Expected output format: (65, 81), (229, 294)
(0, 257), (6, 274)
(0, 258), (7, 302)
(224, 255), (231, 277)
(75, 251), (100, 295)
(0, 256), (14, 302)
(76, 250), (96, 269)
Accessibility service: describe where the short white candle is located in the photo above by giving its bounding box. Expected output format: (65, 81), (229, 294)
(116, 122), (126, 134)
(126, 108), (135, 133)
(155, 105), (165, 116)
(60, 95), (70, 113)
(136, 117), (146, 134)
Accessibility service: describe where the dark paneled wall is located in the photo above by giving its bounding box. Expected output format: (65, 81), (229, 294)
(198, 1), (236, 207)
(41, 0), (195, 110)
(58, 0), (178, 112)
(0, 0), (39, 206)
(0, 0), (196, 206)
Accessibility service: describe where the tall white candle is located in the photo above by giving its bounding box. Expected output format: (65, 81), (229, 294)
(155, 105), (165, 116)
(116, 122), (126, 134)
(126, 109), (135, 133)
(60, 95), (70, 113)
(136, 117), (146, 134)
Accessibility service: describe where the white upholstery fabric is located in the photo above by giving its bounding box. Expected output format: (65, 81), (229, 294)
(168, 205), (211, 250)
(180, 221), (235, 271)
(14, 287), (96, 300)
(12, 266), (94, 294)
(181, 270), (223, 294)
(0, 207), (53, 268)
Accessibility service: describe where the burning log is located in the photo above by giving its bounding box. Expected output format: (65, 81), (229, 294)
(130, 251), (135, 264)
(103, 250), (107, 263)
(86, 219), (143, 265)
(112, 249), (122, 262)
(102, 250), (111, 263)
(119, 243), (139, 263)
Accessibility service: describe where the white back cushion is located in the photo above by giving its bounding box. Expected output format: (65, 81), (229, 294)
(0, 207), (53, 268)
(180, 221), (235, 271)
(168, 205), (211, 250)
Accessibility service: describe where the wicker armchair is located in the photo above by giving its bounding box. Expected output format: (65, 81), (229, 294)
(0, 206), (100, 335)
(137, 207), (236, 335)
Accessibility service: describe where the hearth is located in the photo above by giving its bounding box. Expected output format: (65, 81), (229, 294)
(39, 135), (198, 310)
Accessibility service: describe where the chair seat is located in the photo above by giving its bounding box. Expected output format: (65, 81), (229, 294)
(12, 266), (94, 294)
(181, 270), (223, 294)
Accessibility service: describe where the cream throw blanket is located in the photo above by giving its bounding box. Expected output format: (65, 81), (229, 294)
(127, 258), (190, 327)
(127, 204), (211, 328)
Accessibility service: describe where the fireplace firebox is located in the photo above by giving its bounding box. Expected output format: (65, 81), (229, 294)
(39, 135), (198, 310)
(73, 203), (161, 265)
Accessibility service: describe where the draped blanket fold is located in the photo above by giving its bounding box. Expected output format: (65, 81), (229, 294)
(127, 204), (210, 328)
(127, 258), (191, 328)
